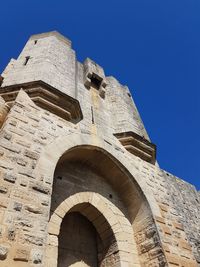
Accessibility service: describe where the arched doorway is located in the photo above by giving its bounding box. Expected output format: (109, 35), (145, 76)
(57, 199), (126, 267)
(48, 192), (136, 267)
(43, 142), (164, 266)
(58, 212), (99, 267)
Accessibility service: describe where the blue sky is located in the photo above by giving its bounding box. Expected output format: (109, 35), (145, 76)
(0, 0), (199, 189)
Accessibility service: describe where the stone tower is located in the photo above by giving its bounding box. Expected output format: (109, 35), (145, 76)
(0, 31), (199, 267)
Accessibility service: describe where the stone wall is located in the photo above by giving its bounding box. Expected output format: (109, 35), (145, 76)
(1, 31), (148, 140)
(0, 31), (199, 267)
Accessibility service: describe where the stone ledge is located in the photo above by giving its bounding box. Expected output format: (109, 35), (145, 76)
(0, 81), (83, 123)
(114, 131), (156, 164)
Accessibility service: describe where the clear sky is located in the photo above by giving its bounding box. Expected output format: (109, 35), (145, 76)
(0, 0), (199, 190)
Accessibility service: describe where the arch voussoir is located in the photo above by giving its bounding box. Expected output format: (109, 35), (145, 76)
(41, 134), (162, 267)
(47, 192), (136, 267)
(35, 133), (161, 217)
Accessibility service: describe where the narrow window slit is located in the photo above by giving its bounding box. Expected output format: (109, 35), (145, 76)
(24, 56), (30, 66)
(91, 106), (94, 124)
(34, 40), (38, 45)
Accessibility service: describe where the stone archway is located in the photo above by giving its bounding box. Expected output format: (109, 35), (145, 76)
(36, 132), (161, 218)
(34, 133), (165, 266)
(47, 192), (138, 267)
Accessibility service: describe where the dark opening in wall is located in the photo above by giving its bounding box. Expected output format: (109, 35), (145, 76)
(34, 40), (38, 45)
(0, 76), (4, 87)
(24, 56), (30, 66)
(90, 74), (102, 90)
(91, 106), (94, 124)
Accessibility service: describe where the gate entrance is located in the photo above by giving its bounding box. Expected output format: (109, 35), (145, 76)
(58, 212), (99, 267)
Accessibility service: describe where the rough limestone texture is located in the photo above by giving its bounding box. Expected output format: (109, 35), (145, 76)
(0, 31), (199, 267)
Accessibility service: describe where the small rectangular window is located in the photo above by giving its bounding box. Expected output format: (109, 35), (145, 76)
(90, 74), (102, 90)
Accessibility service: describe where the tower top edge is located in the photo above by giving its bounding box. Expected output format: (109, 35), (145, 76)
(29, 31), (72, 47)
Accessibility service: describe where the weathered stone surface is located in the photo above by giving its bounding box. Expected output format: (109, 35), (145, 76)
(24, 150), (39, 160)
(25, 204), (43, 214)
(31, 183), (51, 195)
(7, 225), (16, 241)
(0, 31), (198, 267)
(0, 98), (9, 129)
(13, 202), (22, 211)
(0, 245), (8, 260)
(31, 249), (43, 264)
(0, 186), (8, 194)
(14, 248), (29, 262)
(3, 172), (17, 183)
(15, 216), (33, 228)
(24, 234), (44, 246)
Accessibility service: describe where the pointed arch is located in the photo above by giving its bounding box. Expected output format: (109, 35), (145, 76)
(34, 132), (163, 266)
(46, 192), (138, 266)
